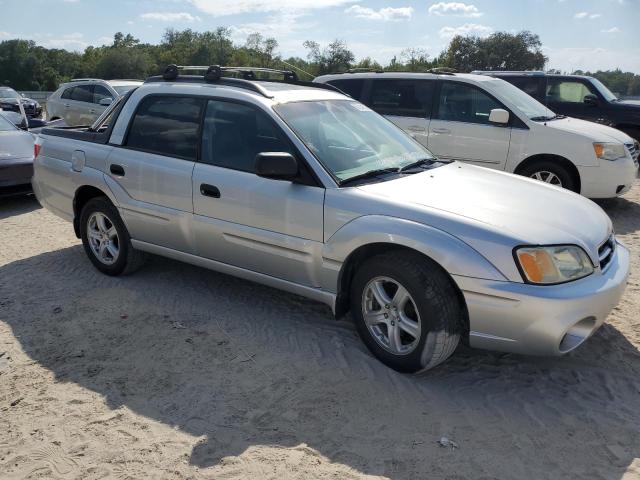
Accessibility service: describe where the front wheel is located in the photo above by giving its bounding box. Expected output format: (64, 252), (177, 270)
(350, 252), (463, 373)
(518, 161), (578, 193)
(79, 197), (145, 276)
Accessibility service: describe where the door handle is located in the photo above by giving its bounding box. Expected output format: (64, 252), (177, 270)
(406, 125), (424, 132)
(89, 109), (96, 114)
(110, 164), (125, 176)
(432, 128), (451, 134)
(64, 103), (70, 108)
(200, 184), (220, 198)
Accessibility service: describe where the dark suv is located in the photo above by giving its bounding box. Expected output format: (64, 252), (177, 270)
(473, 71), (640, 141)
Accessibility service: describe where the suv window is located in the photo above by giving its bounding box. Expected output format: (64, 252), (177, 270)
(369, 79), (434, 118)
(201, 100), (293, 172)
(504, 76), (541, 98)
(61, 87), (75, 100)
(70, 84), (94, 103)
(125, 96), (204, 161)
(93, 85), (112, 104)
(436, 82), (502, 125)
(327, 79), (366, 101)
(547, 79), (597, 103)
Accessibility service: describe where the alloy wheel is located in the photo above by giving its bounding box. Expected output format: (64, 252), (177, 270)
(361, 276), (421, 355)
(87, 212), (120, 265)
(530, 170), (562, 186)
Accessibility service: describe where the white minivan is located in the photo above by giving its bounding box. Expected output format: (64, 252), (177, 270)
(315, 72), (639, 198)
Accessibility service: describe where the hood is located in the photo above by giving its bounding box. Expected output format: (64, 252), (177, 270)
(357, 163), (611, 256)
(0, 130), (35, 160)
(545, 116), (633, 143)
(617, 99), (640, 107)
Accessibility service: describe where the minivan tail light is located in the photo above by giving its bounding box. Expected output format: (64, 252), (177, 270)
(34, 143), (41, 158)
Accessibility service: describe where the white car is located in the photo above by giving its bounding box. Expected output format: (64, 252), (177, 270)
(46, 78), (142, 126)
(315, 72), (639, 198)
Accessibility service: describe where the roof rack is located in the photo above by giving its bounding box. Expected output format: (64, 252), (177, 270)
(471, 70), (545, 76)
(145, 65), (343, 98)
(345, 68), (385, 74)
(330, 67), (457, 76)
(69, 78), (103, 82)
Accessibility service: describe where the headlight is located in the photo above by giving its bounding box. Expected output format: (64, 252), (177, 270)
(593, 142), (627, 161)
(515, 245), (594, 284)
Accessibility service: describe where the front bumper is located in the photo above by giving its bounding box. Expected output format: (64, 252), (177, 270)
(0, 158), (34, 188)
(453, 241), (630, 356)
(579, 157), (639, 198)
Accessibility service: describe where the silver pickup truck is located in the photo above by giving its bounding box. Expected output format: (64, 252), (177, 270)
(32, 66), (630, 373)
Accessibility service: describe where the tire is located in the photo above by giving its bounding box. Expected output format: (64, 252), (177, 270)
(518, 160), (577, 193)
(79, 197), (145, 276)
(350, 252), (463, 373)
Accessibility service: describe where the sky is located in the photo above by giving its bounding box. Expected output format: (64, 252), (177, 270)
(0, 0), (639, 73)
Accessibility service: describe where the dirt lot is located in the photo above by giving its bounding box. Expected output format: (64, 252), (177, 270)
(1, 182), (639, 480)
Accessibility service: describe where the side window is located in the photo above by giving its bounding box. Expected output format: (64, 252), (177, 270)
(61, 87), (75, 99)
(547, 80), (596, 103)
(505, 77), (541, 98)
(327, 79), (366, 101)
(201, 100), (293, 173)
(369, 79), (434, 118)
(436, 82), (503, 125)
(125, 96), (204, 160)
(70, 85), (94, 103)
(93, 85), (112, 104)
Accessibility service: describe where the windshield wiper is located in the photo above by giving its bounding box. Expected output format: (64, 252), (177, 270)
(339, 167), (400, 186)
(398, 158), (442, 172)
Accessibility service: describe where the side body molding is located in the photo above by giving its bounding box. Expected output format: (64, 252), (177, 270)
(320, 215), (508, 294)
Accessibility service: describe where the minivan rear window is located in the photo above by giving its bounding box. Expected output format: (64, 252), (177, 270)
(327, 79), (366, 100)
(369, 79), (434, 118)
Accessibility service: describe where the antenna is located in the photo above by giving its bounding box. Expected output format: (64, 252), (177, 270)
(277, 59), (315, 79)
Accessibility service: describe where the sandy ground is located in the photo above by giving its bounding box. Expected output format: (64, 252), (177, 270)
(1, 182), (639, 480)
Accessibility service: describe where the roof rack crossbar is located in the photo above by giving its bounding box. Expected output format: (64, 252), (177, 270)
(145, 64), (345, 98)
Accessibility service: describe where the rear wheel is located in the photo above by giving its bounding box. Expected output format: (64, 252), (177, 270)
(350, 252), (463, 373)
(518, 161), (577, 193)
(79, 197), (144, 275)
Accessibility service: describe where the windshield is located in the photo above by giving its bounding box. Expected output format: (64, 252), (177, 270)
(590, 78), (618, 102)
(492, 79), (555, 120)
(0, 113), (18, 131)
(112, 84), (140, 95)
(0, 87), (20, 100)
(274, 100), (435, 183)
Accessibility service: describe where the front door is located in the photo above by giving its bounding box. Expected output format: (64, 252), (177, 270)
(192, 99), (325, 287)
(428, 81), (511, 169)
(107, 95), (204, 252)
(367, 78), (434, 147)
(545, 78), (602, 122)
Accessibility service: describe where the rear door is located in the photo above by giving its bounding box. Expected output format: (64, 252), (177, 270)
(366, 78), (434, 147)
(106, 95), (204, 252)
(192, 99), (325, 287)
(428, 80), (511, 169)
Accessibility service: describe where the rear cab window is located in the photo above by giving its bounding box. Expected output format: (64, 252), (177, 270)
(124, 95), (204, 160)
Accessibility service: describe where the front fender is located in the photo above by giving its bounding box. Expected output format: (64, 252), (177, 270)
(320, 215), (507, 293)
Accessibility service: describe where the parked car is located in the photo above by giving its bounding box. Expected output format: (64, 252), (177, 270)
(0, 86), (43, 118)
(46, 78), (143, 126)
(32, 66), (630, 373)
(0, 111), (35, 196)
(472, 71), (640, 142)
(315, 72), (639, 198)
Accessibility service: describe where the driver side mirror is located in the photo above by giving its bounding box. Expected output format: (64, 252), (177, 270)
(99, 97), (113, 106)
(489, 108), (510, 125)
(583, 94), (599, 106)
(255, 152), (299, 181)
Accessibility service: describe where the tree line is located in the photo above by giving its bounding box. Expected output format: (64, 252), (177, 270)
(1, 28), (638, 97)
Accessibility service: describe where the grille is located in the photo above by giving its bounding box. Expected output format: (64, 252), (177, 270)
(626, 141), (639, 167)
(597, 234), (616, 271)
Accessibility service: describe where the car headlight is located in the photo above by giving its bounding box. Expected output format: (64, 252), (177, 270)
(593, 142), (627, 161)
(515, 245), (594, 284)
